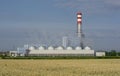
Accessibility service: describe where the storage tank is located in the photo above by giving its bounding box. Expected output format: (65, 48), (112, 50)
(66, 47), (73, 50)
(48, 46), (54, 50)
(38, 46), (45, 50)
(29, 46), (35, 50)
(75, 47), (82, 50)
(56, 46), (63, 50)
(84, 46), (91, 50)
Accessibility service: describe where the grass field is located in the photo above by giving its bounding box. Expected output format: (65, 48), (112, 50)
(0, 59), (120, 76)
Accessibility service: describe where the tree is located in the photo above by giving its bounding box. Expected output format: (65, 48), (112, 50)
(110, 50), (117, 56)
(117, 52), (120, 56)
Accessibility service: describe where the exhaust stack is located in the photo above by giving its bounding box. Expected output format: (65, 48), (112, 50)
(77, 12), (84, 49)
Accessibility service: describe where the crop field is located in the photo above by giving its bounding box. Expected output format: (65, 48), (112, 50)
(0, 59), (120, 76)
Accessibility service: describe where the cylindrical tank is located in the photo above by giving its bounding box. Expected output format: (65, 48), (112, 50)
(84, 46), (91, 50)
(29, 46), (35, 50)
(48, 46), (54, 50)
(66, 47), (73, 50)
(56, 46), (63, 50)
(75, 46), (82, 50)
(38, 46), (45, 50)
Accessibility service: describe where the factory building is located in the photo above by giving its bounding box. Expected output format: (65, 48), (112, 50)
(25, 12), (96, 57)
(9, 51), (25, 57)
(23, 12), (106, 57)
(26, 46), (95, 56)
(96, 51), (106, 56)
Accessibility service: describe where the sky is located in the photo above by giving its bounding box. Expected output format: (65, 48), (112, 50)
(0, 0), (120, 51)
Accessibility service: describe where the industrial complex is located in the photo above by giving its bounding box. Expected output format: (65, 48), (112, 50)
(26, 46), (95, 56)
(8, 12), (105, 57)
(24, 12), (105, 57)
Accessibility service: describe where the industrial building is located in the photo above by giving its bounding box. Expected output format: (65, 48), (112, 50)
(7, 12), (105, 57)
(0, 12), (106, 57)
(96, 51), (106, 56)
(24, 12), (105, 57)
(26, 46), (95, 56)
(9, 51), (25, 57)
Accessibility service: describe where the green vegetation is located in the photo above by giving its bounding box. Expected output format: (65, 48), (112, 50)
(106, 50), (120, 56)
(2, 56), (120, 59)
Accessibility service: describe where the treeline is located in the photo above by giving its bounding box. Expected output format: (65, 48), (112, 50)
(2, 56), (120, 59)
(105, 50), (120, 56)
(0, 50), (120, 59)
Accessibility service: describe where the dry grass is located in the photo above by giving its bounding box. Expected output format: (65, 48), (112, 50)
(0, 59), (120, 76)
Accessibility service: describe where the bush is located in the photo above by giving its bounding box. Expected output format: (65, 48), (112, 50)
(2, 56), (120, 59)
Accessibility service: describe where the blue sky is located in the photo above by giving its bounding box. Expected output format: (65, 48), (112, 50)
(0, 0), (120, 51)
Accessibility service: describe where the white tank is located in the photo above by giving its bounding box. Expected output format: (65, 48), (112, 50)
(29, 46), (35, 50)
(48, 46), (54, 50)
(56, 46), (63, 50)
(38, 46), (45, 50)
(66, 47), (73, 50)
(75, 47), (81, 50)
(84, 46), (91, 50)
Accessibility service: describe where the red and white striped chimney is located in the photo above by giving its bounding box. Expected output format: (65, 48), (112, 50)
(77, 12), (82, 37)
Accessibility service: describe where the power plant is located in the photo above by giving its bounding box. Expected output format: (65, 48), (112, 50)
(6, 12), (106, 57)
(24, 12), (99, 56)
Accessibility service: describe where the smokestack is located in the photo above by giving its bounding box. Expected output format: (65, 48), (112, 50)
(77, 12), (82, 37)
(77, 12), (84, 49)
